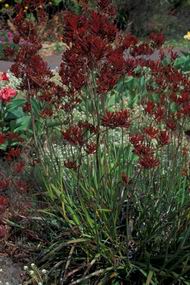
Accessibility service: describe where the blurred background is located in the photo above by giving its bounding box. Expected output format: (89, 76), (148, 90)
(0, 0), (190, 60)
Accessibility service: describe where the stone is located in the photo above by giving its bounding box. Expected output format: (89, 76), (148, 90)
(0, 256), (23, 285)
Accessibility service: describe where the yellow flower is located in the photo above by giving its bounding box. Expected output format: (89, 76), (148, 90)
(4, 3), (10, 8)
(184, 31), (190, 40)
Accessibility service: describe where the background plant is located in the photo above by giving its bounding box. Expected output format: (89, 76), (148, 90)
(8, 0), (190, 284)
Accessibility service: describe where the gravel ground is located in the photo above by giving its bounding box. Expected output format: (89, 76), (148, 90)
(0, 54), (62, 72)
(0, 256), (23, 285)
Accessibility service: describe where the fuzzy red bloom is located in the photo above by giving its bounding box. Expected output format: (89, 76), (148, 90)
(181, 104), (190, 116)
(131, 43), (153, 57)
(88, 35), (108, 60)
(97, 0), (111, 9)
(63, 126), (84, 146)
(129, 134), (144, 146)
(0, 134), (5, 145)
(134, 145), (153, 156)
(13, 161), (25, 174)
(0, 196), (9, 213)
(28, 55), (50, 74)
(139, 155), (160, 169)
(23, 102), (31, 112)
(40, 108), (53, 118)
(158, 131), (170, 145)
(85, 143), (97, 154)
(145, 101), (155, 114)
(6, 147), (21, 160)
(149, 32), (165, 47)
(144, 126), (158, 139)
(123, 34), (138, 49)
(102, 110), (130, 128)
(166, 118), (176, 130)
(177, 91), (189, 104)
(107, 49), (125, 70)
(63, 122), (97, 146)
(0, 179), (9, 191)
(3, 47), (15, 58)
(78, 122), (98, 134)
(97, 66), (119, 94)
(154, 106), (165, 122)
(5, 132), (24, 142)
(15, 180), (28, 192)
(64, 160), (78, 170)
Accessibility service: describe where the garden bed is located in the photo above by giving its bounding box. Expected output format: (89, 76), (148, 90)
(0, 1), (190, 284)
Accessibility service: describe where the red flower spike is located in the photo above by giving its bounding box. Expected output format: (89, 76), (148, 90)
(102, 110), (130, 129)
(6, 147), (21, 160)
(149, 32), (165, 47)
(0, 134), (5, 145)
(13, 161), (25, 174)
(166, 118), (176, 130)
(144, 126), (158, 139)
(123, 34), (138, 49)
(107, 49), (125, 70)
(15, 180), (28, 193)
(181, 104), (190, 116)
(0, 179), (9, 191)
(131, 43), (153, 57)
(145, 101), (155, 114)
(0, 196), (9, 213)
(97, 0), (111, 9)
(139, 156), (160, 169)
(154, 106), (165, 122)
(158, 131), (170, 145)
(134, 145), (154, 157)
(85, 143), (97, 154)
(40, 108), (53, 118)
(63, 126), (84, 146)
(64, 160), (78, 170)
(130, 134), (144, 146)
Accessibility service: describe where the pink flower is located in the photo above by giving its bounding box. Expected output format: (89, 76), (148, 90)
(0, 87), (16, 102)
(0, 72), (9, 81)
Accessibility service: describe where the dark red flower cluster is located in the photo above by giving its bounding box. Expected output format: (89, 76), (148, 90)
(158, 130), (170, 145)
(0, 196), (9, 214)
(11, 0), (51, 92)
(13, 161), (25, 174)
(101, 110), (130, 129)
(144, 126), (158, 139)
(62, 122), (97, 147)
(149, 32), (165, 47)
(0, 134), (5, 145)
(64, 160), (78, 170)
(14, 179), (28, 193)
(6, 147), (22, 161)
(130, 133), (160, 169)
(139, 155), (160, 169)
(0, 179), (9, 191)
(123, 34), (138, 49)
(130, 43), (154, 57)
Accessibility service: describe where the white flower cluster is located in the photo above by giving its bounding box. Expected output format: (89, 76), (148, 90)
(6, 71), (22, 89)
